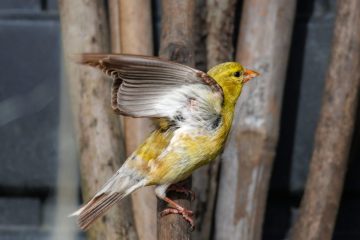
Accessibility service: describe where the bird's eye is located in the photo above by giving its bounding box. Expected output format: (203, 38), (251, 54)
(234, 71), (241, 77)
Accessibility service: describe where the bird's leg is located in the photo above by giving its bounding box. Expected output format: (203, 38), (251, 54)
(160, 196), (194, 230)
(156, 184), (195, 230)
(167, 183), (196, 200)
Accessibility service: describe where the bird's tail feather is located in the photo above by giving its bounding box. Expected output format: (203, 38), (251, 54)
(70, 167), (145, 230)
(71, 192), (125, 230)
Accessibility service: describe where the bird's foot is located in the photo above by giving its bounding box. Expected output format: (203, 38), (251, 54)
(167, 184), (196, 200)
(160, 207), (195, 231)
(159, 196), (195, 230)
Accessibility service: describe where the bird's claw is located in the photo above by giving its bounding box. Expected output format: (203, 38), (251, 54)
(160, 207), (195, 231)
(167, 184), (196, 201)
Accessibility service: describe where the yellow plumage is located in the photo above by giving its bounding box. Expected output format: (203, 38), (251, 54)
(71, 54), (259, 230)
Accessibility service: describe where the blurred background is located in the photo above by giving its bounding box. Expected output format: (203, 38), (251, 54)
(0, 0), (359, 239)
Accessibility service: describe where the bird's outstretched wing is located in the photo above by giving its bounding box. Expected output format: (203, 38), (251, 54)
(77, 54), (224, 130)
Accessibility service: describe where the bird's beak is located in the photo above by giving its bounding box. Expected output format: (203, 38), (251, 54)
(243, 69), (260, 84)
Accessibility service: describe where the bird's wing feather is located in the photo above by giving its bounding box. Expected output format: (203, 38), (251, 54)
(77, 54), (223, 129)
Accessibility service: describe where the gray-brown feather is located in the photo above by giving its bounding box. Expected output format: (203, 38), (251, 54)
(71, 166), (146, 230)
(77, 193), (123, 230)
(77, 54), (224, 127)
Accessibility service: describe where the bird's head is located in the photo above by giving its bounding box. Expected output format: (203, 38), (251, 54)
(207, 62), (259, 105)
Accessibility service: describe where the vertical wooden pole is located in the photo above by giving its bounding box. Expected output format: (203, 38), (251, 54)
(193, 0), (207, 72)
(290, 1), (360, 239)
(206, 0), (237, 68)
(108, 0), (121, 53)
(157, 1), (195, 239)
(191, 1), (237, 239)
(118, 1), (157, 240)
(215, 1), (296, 239)
(191, 2), (212, 238)
(58, 1), (138, 240)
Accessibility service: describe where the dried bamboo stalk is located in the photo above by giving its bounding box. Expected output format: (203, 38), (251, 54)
(191, 1), (207, 239)
(215, 1), (296, 239)
(118, 1), (157, 240)
(108, 0), (121, 53)
(290, 1), (360, 239)
(206, 0), (237, 68)
(193, 0), (207, 72)
(58, 1), (137, 239)
(191, 1), (237, 239)
(157, 1), (195, 239)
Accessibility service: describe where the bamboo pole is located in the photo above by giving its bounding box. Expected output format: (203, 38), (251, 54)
(190, 1), (209, 238)
(58, 1), (137, 239)
(193, 0), (207, 72)
(108, 0), (121, 53)
(206, 0), (237, 68)
(290, 1), (360, 239)
(118, 1), (157, 240)
(191, 2), (218, 239)
(157, 1), (195, 239)
(191, 1), (238, 239)
(215, 1), (296, 239)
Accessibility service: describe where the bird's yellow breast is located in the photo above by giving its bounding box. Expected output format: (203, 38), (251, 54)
(125, 102), (236, 185)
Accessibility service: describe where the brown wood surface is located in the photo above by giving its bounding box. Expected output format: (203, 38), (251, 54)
(118, 1), (157, 240)
(290, 1), (360, 239)
(215, 1), (296, 239)
(157, 1), (195, 240)
(108, 0), (121, 53)
(191, 1), (208, 239)
(206, 0), (237, 68)
(193, 0), (207, 72)
(58, 1), (138, 239)
(191, 1), (237, 239)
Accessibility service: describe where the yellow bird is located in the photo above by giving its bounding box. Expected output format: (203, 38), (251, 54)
(71, 54), (259, 230)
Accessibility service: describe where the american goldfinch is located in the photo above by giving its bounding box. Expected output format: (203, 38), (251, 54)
(71, 54), (259, 230)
